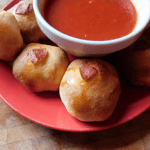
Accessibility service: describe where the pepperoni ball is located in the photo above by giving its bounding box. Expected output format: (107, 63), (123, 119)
(59, 59), (121, 122)
(8, 0), (47, 43)
(13, 43), (70, 92)
(115, 36), (150, 87)
(0, 10), (23, 61)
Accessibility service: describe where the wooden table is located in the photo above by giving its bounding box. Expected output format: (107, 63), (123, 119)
(0, 1), (150, 150)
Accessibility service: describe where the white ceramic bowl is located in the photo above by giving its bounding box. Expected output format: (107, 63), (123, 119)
(33, 0), (150, 57)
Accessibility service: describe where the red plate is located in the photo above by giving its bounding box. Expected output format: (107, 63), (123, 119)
(1, 0), (150, 132)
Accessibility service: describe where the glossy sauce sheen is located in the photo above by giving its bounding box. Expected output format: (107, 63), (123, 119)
(44, 0), (137, 41)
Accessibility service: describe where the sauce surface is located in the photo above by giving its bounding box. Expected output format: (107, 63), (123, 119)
(44, 0), (137, 41)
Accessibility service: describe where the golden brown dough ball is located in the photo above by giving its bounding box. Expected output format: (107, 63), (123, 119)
(59, 59), (121, 122)
(0, 10), (23, 61)
(115, 37), (150, 87)
(13, 43), (70, 92)
(8, 0), (48, 43)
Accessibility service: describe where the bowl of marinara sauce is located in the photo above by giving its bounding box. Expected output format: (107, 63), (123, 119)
(33, 0), (150, 57)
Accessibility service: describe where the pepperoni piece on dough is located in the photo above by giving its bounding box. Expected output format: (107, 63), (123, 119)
(79, 61), (98, 81)
(27, 46), (47, 64)
(15, 2), (33, 15)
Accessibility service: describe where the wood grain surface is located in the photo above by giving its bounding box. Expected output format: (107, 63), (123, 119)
(0, 97), (150, 150)
(0, 1), (150, 150)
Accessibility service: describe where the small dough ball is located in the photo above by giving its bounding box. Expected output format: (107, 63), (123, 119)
(59, 59), (121, 122)
(8, 0), (48, 43)
(0, 10), (23, 61)
(115, 38), (150, 87)
(13, 43), (70, 92)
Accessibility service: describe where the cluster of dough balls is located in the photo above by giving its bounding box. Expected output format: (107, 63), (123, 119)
(0, 0), (48, 61)
(13, 47), (121, 121)
(1, 0), (122, 122)
(3, 0), (150, 123)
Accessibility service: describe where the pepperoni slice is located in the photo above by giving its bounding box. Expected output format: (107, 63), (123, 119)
(27, 46), (47, 64)
(15, 2), (33, 15)
(79, 61), (98, 81)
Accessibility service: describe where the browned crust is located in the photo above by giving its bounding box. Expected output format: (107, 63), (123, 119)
(13, 43), (70, 92)
(59, 59), (121, 122)
(0, 10), (23, 61)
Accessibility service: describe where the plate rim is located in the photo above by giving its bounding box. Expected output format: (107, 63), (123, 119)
(0, 0), (150, 132)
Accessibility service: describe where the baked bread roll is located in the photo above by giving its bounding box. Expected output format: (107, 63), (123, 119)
(0, 10), (23, 61)
(115, 37), (150, 87)
(13, 43), (70, 92)
(59, 59), (121, 122)
(8, 0), (47, 43)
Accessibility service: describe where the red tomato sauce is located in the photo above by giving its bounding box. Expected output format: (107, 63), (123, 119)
(44, 0), (137, 41)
